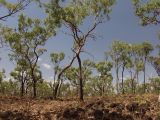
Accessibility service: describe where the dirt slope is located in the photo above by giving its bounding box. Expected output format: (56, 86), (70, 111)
(0, 94), (160, 120)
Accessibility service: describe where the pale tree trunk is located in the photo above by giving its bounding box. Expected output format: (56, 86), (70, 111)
(58, 79), (63, 97)
(143, 57), (147, 93)
(53, 82), (60, 99)
(116, 64), (119, 94)
(122, 64), (125, 94)
(54, 55), (77, 99)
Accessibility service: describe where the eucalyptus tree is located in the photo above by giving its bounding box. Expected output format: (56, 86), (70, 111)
(64, 67), (79, 96)
(108, 41), (130, 94)
(124, 42), (153, 94)
(149, 77), (160, 94)
(132, 0), (160, 26)
(132, 1), (159, 93)
(119, 42), (132, 94)
(81, 59), (95, 96)
(140, 41), (153, 93)
(0, 79), (19, 95)
(0, 69), (5, 84)
(37, 81), (52, 98)
(50, 52), (65, 98)
(64, 59), (94, 98)
(94, 61), (113, 96)
(10, 59), (30, 97)
(126, 44), (144, 93)
(150, 56), (160, 76)
(124, 78), (133, 94)
(1, 14), (52, 98)
(0, 0), (32, 21)
(45, 0), (115, 101)
(149, 40), (160, 77)
(120, 78), (138, 94)
(0, 69), (5, 93)
(82, 59), (95, 84)
(107, 42), (121, 93)
(25, 67), (43, 96)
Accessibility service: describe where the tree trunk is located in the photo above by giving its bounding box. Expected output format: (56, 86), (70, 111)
(77, 54), (83, 101)
(136, 71), (139, 93)
(25, 85), (28, 95)
(33, 79), (37, 98)
(53, 71), (56, 98)
(131, 72), (136, 94)
(54, 82), (60, 99)
(130, 71), (134, 94)
(116, 66), (119, 94)
(30, 68), (37, 98)
(54, 55), (77, 99)
(122, 64), (125, 94)
(58, 79), (63, 97)
(102, 85), (105, 96)
(21, 81), (24, 97)
(143, 57), (146, 93)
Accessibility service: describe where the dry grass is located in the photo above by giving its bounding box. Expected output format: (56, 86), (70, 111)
(0, 94), (159, 120)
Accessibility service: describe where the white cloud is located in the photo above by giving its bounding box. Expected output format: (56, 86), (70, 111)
(38, 58), (42, 62)
(42, 63), (51, 70)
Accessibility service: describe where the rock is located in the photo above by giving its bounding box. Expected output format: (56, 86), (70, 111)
(110, 103), (121, 108)
(109, 103), (125, 113)
(94, 109), (103, 120)
(58, 107), (85, 120)
(124, 114), (134, 120)
(144, 115), (153, 120)
(0, 111), (13, 119)
(126, 102), (139, 112)
(138, 103), (150, 115)
(108, 111), (123, 120)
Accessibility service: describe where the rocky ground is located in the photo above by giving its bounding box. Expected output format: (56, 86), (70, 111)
(0, 94), (160, 120)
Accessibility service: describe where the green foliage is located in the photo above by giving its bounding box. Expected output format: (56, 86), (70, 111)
(96, 61), (112, 75)
(132, 0), (160, 25)
(149, 56), (160, 76)
(141, 41), (154, 57)
(2, 15), (51, 59)
(1, 14), (53, 97)
(50, 52), (65, 75)
(149, 77), (160, 94)
(0, 69), (5, 84)
(50, 52), (65, 98)
(0, 0), (34, 21)
(85, 60), (113, 96)
(0, 0), (21, 11)
(119, 78), (137, 94)
(65, 67), (79, 87)
(37, 82), (52, 98)
(2, 14), (51, 67)
(0, 80), (19, 95)
(108, 40), (153, 94)
(45, 0), (115, 28)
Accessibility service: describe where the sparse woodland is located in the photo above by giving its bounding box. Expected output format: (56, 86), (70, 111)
(0, 0), (160, 120)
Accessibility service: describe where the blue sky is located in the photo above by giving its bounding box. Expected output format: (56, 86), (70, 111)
(0, 0), (159, 82)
